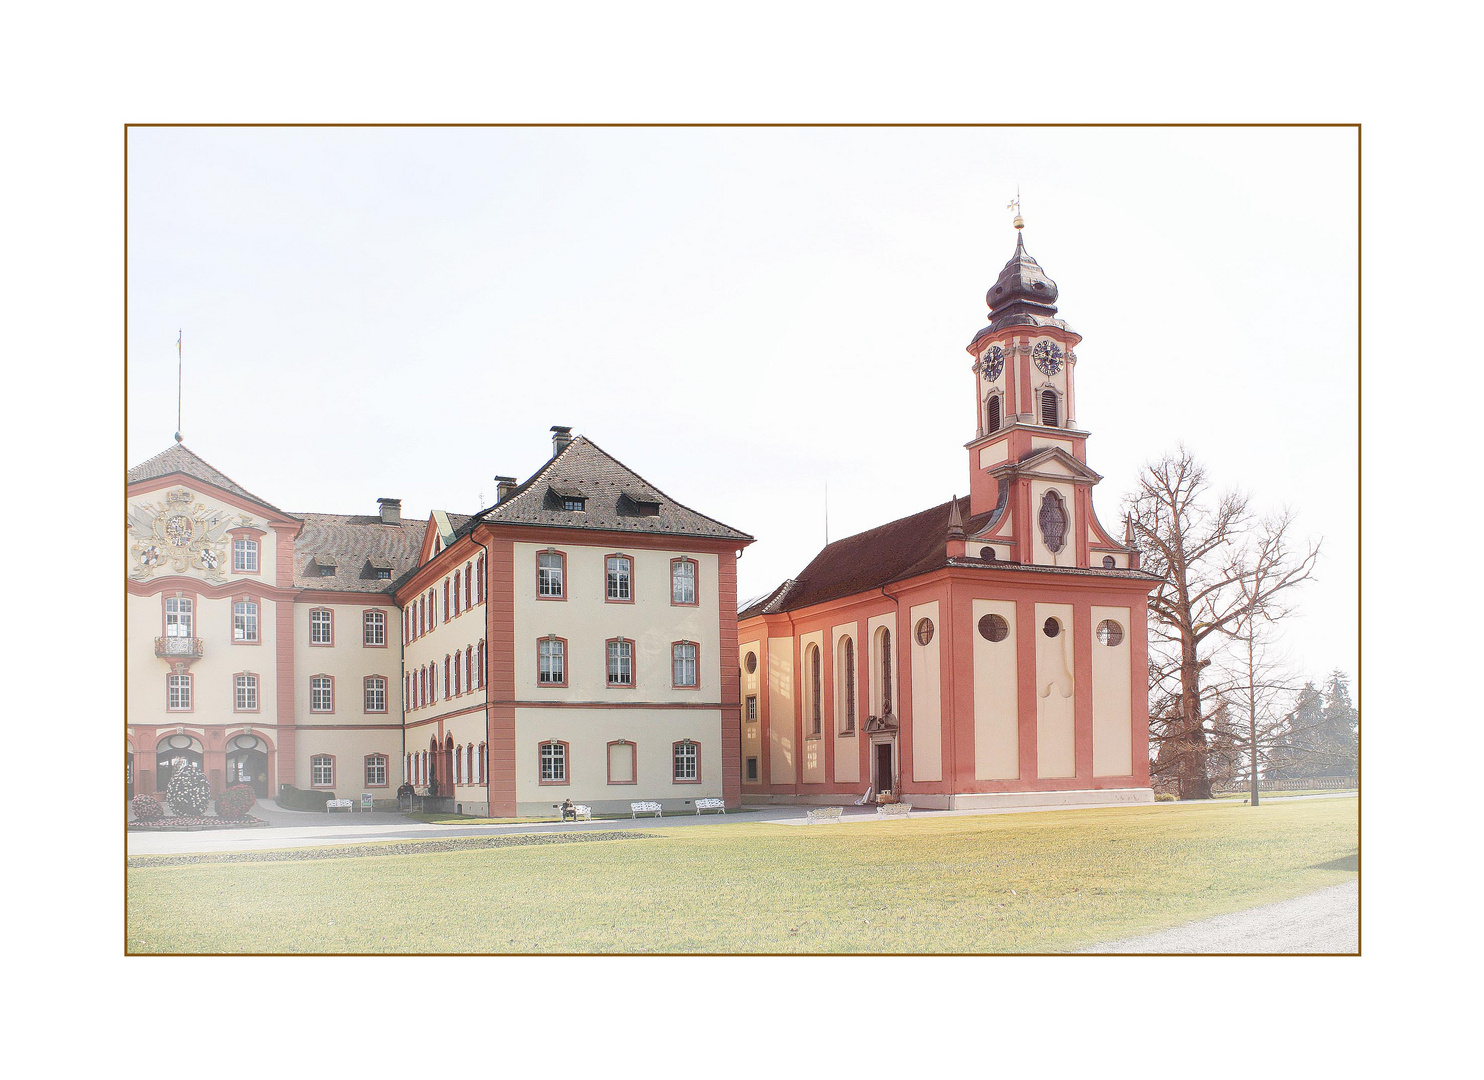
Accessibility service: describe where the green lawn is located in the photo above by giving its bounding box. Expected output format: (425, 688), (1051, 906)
(126, 798), (1357, 954)
(404, 807), (767, 825)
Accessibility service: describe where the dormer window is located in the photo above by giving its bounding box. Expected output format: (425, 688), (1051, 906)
(550, 483), (585, 512)
(562, 497), (586, 512)
(312, 557), (337, 578)
(623, 491), (661, 517)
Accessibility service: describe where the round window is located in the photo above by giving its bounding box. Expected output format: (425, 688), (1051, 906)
(980, 546), (996, 561)
(1043, 618), (1061, 638)
(914, 618), (934, 646)
(744, 652), (758, 674)
(1096, 619), (1125, 647)
(167, 734), (194, 750)
(1102, 555), (1116, 569)
(978, 614), (1009, 642)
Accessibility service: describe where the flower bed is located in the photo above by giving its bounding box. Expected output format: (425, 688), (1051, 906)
(128, 815), (269, 831)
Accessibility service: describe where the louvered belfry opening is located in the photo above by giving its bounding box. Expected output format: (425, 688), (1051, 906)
(987, 394), (1002, 433)
(1041, 388), (1059, 427)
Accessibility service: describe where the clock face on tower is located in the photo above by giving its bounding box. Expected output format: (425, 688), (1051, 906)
(1033, 340), (1064, 376)
(979, 346), (1004, 382)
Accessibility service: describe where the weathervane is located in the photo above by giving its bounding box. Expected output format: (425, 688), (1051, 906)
(1007, 187), (1024, 230)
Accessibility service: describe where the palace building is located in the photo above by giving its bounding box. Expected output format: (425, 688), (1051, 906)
(127, 426), (752, 816)
(737, 225), (1161, 809)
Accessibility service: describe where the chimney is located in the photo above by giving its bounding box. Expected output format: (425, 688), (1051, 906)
(377, 497), (401, 525)
(550, 425), (573, 456)
(495, 476), (517, 503)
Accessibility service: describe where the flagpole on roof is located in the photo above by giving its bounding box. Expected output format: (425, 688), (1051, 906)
(174, 329), (183, 444)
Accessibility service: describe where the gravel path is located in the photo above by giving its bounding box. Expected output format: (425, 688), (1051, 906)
(1091, 880), (1358, 953)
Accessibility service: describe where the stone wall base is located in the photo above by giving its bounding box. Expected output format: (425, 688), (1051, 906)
(742, 788), (1155, 810)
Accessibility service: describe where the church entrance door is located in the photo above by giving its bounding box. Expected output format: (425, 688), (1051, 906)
(874, 741), (894, 796)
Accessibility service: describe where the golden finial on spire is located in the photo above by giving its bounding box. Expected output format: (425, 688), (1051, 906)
(1008, 187), (1024, 230)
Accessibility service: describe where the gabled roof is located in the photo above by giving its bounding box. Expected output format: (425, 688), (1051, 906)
(466, 435), (751, 543)
(989, 445), (1103, 483)
(741, 497), (990, 618)
(127, 443), (296, 519)
(292, 513), (429, 593)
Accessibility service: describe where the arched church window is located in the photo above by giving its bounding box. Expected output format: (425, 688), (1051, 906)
(1039, 490), (1069, 554)
(1041, 388), (1059, 427)
(807, 644), (822, 736)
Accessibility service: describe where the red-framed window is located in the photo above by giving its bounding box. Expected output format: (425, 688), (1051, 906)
(310, 754), (335, 789)
(232, 598), (260, 643)
(364, 609), (387, 647)
(477, 640), (486, 689)
(538, 740), (569, 785)
(670, 558), (698, 606)
(233, 672), (260, 712)
(444, 655), (451, 698)
(310, 675), (334, 713)
(364, 675), (387, 713)
(309, 608), (333, 646)
(232, 536), (260, 573)
(538, 636), (568, 686)
(605, 554), (634, 603)
(672, 739), (701, 783)
(607, 739), (637, 785)
(365, 754), (388, 788)
(464, 562), (472, 609)
(166, 672), (193, 712)
(453, 649), (463, 695)
(537, 549), (566, 599)
(672, 641), (699, 689)
(606, 638), (635, 687)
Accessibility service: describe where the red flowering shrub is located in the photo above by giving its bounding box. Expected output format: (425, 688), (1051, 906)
(131, 794), (165, 821)
(215, 784), (257, 820)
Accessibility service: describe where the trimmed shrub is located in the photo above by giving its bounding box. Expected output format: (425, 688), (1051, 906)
(166, 764), (213, 816)
(1155, 792), (1177, 802)
(215, 784), (257, 820)
(277, 785), (335, 812)
(131, 793), (165, 821)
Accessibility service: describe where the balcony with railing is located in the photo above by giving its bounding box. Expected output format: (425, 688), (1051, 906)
(155, 636), (204, 661)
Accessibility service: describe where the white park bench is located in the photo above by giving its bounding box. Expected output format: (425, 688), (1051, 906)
(573, 804), (592, 821)
(805, 806), (843, 823)
(876, 802), (912, 818)
(326, 799), (355, 813)
(694, 798), (726, 814)
(631, 801), (663, 818)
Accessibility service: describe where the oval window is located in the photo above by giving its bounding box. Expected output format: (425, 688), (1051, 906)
(744, 652), (758, 674)
(1096, 620), (1124, 647)
(1043, 617), (1061, 638)
(980, 547), (996, 561)
(915, 618), (934, 646)
(978, 614), (1009, 643)
(1102, 555), (1116, 569)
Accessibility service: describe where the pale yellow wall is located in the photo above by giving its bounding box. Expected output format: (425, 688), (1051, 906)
(513, 543), (720, 702)
(127, 590), (283, 732)
(740, 638), (764, 779)
(974, 542), (1013, 562)
(767, 636), (795, 784)
(1029, 479), (1077, 567)
(830, 623), (861, 785)
(1091, 605), (1133, 777)
(294, 599), (403, 724)
(909, 601), (943, 782)
(295, 726), (404, 795)
(1031, 435), (1075, 454)
(515, 707), (723, 805)
(972, 598), (1019, 780)
(867, 612), (899, 718)
(799, 630), (826, 783)
(1035, 602), (1076, 778)
(979, 441), (1010, 468)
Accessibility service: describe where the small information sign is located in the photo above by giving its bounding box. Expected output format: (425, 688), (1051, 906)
(361, 792), (374, 812)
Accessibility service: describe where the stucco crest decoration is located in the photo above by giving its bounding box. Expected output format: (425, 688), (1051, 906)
(128, 488), (234, 582)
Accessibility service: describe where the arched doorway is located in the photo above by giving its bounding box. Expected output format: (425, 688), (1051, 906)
(126, 749), (134, 799)
(156, 734), (203, 792)
(225, 734), (271, 797)
(427, 735), (441, 796)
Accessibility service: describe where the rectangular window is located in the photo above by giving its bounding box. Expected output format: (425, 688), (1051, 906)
(364, 676), (386, 713)
(606, 555), (632, 601)
(562, 497), (586, 512)
(365, 755), (387, 787)
(746, 756), (759, 781)
(311, 675), (333, 712)
(363, 610), (386, 646)
(538, 551), (564, 598)
(233, 600), (259, 642)
(606, 639), (634, 686)
(310, 609), (332, 645)
(311, 755), (334, 788)
(673, 741), (699, 782)
(234, 673), (258, 711)
(538, 638), (566, 685)
(167, 673), (192, 710)
(672, 642), (698, 688)
(165, 596), (193, 637)
(232, 537), (259, 572)
(539, 742), (566, 783)
(464, 563), (472, 608)
(671, 559), (697, 605)
(745, 695), (758, 722)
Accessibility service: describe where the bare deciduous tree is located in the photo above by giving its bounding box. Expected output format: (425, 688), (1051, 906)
(1125, 447), (1320, 799)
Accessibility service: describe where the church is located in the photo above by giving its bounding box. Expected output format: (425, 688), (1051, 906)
(736, 221), (1160, 808)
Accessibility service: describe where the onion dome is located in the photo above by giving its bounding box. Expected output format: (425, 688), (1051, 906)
(966, 230), (1072, 356)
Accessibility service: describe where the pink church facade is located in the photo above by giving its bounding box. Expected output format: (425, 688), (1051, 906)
(738, 227), (1158, 809)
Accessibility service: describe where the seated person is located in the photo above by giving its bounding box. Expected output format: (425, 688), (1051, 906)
(560, 798), (577, 821)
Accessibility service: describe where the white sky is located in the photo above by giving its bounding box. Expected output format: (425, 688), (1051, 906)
(127, 126), (1357, 682)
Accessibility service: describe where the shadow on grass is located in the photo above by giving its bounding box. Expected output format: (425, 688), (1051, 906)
(1309, 852), (1358, 873)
